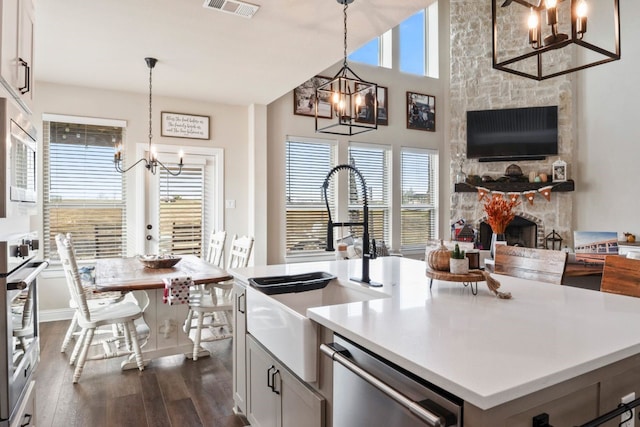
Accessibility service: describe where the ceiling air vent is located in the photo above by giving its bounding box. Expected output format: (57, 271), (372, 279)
(203, 0), (260, 19)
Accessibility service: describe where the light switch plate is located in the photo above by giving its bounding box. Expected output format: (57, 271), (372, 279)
(225, 200), (236, 209)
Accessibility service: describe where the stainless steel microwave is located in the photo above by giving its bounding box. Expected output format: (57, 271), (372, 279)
(8, 119), (36, 203)
(0, 97), (37, 219)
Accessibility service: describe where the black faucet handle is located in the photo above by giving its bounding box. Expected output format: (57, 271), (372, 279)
(326, 220), (335, 251)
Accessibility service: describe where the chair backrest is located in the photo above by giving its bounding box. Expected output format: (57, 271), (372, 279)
(205, 230), (227, 267)
(55, 233), (91, 321)
(494, 245), (568, 285)
(601, 255), (640, 297)
(227, 235), (254, 269)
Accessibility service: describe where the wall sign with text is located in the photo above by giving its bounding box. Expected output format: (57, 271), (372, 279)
(161, 112), (210, 140)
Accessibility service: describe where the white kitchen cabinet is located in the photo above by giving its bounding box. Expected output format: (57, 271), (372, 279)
(0, 0), (34, 114)
(9, 379), (35, 427)
(247, 335), (324, 427)
(232, 281), (247, 415)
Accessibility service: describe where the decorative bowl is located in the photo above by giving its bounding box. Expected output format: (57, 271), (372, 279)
(137, 254), (182, 269)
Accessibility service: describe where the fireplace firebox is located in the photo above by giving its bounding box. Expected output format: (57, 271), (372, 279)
(479, 216), (538, 249)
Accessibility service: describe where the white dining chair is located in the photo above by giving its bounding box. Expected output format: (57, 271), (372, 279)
(12, 283), (35, 353)
(184, 230), (227, 332)
(185, 234), (253, 360)
(59, 236), (125, 353)
(56, 233), (145, 383)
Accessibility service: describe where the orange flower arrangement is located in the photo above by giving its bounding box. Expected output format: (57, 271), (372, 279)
(483, 195), (520, 234)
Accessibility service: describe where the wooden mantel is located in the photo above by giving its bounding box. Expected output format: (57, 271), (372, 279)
(454, 179), (575, 193)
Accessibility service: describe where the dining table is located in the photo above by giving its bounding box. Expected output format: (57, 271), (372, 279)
(94, 254), (232, 369)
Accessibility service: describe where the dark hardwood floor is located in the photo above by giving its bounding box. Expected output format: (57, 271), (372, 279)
(36, 320), (250, 427)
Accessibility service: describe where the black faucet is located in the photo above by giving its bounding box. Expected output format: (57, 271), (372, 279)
(322, 164), (381, 287)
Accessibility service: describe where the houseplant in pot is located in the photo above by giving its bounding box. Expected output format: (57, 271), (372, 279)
(449, 244), (469, 274)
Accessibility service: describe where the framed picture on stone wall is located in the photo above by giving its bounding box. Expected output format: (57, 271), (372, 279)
(552, 159), (567, 182)
(406, 91), (435, 131)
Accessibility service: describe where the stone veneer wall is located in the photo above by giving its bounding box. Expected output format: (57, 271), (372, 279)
(449, 0), (576, 248)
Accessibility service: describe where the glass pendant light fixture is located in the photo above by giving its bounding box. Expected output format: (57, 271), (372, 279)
(114, 57), (183, 176)
(492, 0), (620, 80)
(315, 0), (378, 136)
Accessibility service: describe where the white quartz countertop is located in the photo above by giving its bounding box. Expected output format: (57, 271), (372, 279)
(231, 257), (640, 410)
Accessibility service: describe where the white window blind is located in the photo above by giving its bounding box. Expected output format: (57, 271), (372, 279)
(401, 148), (439, 248)
(43, 121), (126, 261)
(285, 138), (336, 254)
(348, 144), (391, 245)
(158, 165), (204, 256)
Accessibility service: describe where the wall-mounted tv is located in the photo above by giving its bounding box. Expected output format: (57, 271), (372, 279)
(466, 106), (558, 162)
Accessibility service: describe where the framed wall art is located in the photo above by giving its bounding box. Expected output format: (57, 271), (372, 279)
(552, 159), (567, 182)
(293, 75), (333, 118)
(406, 91), (435, 132)
(355, 84), (388, 126)
(161, 112), (210, 140)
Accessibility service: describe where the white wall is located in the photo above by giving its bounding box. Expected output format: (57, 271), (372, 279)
(33, 82), (251, 313)
(266, 1), (451, 265)
(575, 3), (639, 239)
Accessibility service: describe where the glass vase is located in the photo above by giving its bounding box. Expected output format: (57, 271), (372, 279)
(490, 233), (507, 259)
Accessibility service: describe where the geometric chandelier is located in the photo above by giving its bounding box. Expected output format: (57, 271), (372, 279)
(492, 0), (620, 80)
(315, 0), (378, 136)
(114, 57), (183, 176)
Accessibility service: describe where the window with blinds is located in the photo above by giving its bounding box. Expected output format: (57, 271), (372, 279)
(285, 138), (336, 254)
(348, 143), (391, 245)
(158, 165), (204, 256)
(43, 121), (126, 261)
(401, 148), (439, 248)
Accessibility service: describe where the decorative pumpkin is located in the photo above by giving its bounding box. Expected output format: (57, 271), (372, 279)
(426, 240), (451, 271)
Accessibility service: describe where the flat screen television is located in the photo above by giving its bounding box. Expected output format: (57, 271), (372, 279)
(466, 106), (558, 162)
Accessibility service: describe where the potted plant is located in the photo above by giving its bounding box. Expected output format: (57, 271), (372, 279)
(449, 243), (469, 274)
(483, 195), (520, 258)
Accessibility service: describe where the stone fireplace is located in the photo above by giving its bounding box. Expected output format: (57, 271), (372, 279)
(477, 213), (543, 250)
(448, 0), (575, 248)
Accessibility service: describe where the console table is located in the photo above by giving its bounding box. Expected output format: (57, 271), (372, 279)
(426, 268), (486, 295)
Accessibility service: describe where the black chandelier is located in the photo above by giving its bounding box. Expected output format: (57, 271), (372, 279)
(114, 57), (183, 176)
(315, 0), (378, 136)
(492, 0), (620, 80)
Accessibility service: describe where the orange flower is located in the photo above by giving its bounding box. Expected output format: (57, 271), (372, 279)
(483, 195), (520, 234)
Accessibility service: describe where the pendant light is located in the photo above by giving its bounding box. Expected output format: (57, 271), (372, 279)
(114, 57), (183, 175)
(492, 0), (620, 80)
(315, 0), (378, 136)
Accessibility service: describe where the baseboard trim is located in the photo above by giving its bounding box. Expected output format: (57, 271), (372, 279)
(39, 308), (74, 323)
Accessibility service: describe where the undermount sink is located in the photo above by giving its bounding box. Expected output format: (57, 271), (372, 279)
(247, 278), (387, 382)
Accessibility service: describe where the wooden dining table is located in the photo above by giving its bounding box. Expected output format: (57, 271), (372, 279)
(95, 255), (232, 369)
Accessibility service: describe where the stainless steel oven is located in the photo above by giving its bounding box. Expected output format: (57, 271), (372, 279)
(0, 236), (46, 427)
(321, 335), (462, 427)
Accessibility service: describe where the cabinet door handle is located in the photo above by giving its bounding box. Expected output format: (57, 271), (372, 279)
(20, 413), (32, 427)
(271, 369), (281, 395)
(237, 292), (245, 314)
(267, 365), (276, 392)
(18, 58), (30, 95)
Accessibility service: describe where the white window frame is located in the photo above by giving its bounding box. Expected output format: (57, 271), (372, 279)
(400, 147), (439, 251)
(42, 113), (128, 265)
(284, 136), (338, 262)
(348, 141), (392, 246)
(134, 142), (224, 256)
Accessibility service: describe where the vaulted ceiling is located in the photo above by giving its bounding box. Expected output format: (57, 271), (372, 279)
(36, 0), (435, 106)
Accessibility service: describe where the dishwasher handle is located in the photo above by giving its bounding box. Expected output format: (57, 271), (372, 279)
(321, 343), (456, 427)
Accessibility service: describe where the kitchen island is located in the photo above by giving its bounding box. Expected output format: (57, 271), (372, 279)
(231, 257), (640, 426)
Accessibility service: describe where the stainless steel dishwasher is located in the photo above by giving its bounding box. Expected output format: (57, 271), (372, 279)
(321, 335), (462, 427)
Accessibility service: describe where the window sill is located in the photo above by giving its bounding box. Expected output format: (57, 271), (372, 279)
(285, 252), (336, 264)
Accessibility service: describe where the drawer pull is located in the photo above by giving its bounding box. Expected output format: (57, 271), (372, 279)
(20, 413), (32, 427)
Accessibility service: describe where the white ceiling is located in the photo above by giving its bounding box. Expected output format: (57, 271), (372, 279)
(35, 0), (434, 106)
